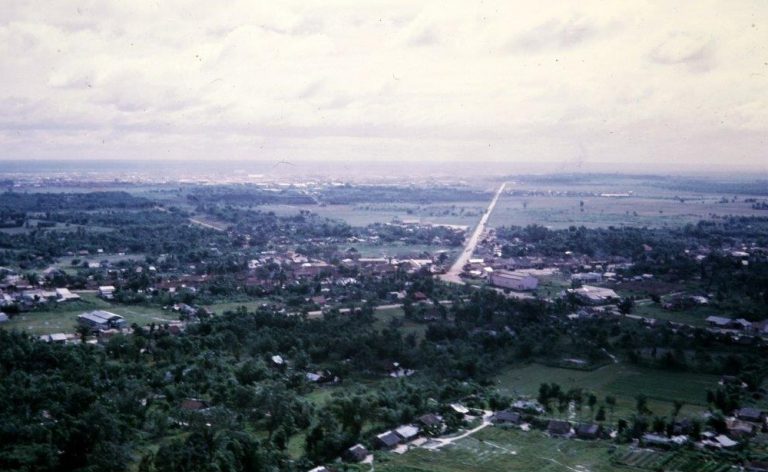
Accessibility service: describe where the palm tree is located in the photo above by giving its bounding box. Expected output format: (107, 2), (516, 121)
(75, 324), (91, 344)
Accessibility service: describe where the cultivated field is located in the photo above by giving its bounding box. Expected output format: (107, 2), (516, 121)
(486, 175), (768, 229)
(378, 427), (625, 472)
(495, 363), (717, 419)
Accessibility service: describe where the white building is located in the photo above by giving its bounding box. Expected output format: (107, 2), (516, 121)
(571, 285), (619, 305)
(98, 285), (115, 299)
(488, 270), (539, 291)
(56, 288), (80, 302)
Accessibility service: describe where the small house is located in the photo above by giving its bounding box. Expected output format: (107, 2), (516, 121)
(374, 431), (401, 450)
(491, 410), (522, 425)
(705, 316), (732, 328)
(575, 423), (600, 440)
(417, 413), (444, 432)
(180, 399), (210, 411)
(343, 444), (369, 463)
(547, 420), (572, 437)
(641, 433), (674, 449)
(98, 285), (116, 299)
(736, 407), (766, 423)
(394, 424), (420, 442)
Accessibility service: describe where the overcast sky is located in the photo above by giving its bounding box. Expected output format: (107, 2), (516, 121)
(0, 0), (766, 171)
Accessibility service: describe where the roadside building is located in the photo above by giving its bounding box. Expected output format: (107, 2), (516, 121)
(491, 410), (522, 426)
(98, 285), (116, 299)
(488, 270), (539, 291)
(417, 413), (444, 433)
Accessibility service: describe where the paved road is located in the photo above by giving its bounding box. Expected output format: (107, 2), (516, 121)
(439, 182), (506, 284)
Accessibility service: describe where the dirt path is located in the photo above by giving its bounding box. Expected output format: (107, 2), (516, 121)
(421, 410), (494, 450)
(188, 217), (228, 232)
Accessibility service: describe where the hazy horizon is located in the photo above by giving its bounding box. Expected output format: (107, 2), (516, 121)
(2, 158), (767, 181)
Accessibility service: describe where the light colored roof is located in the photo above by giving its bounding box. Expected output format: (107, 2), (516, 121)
(306, 372), (321, 382)
(78, 310), (122, 324)
(492, 270), (536, 281)
(715, 435), (738, 447)
(574, 285), (618, 300)
(395, 425), (419, 439)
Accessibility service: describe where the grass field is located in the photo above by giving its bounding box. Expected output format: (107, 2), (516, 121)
(632, 302), (713, 327)
(257, 201), (487, 227)
(488, 193), (767, 229)
(373, 307), (428, 341)
(495, 363), (717, 420)
(378, 427), (628, 472)
(612, 447), (731, 472)
(1, 293), (177, 335)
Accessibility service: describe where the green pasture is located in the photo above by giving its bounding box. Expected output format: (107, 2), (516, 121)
(495, 363), (717, 420)
(488, 193), (766, 229)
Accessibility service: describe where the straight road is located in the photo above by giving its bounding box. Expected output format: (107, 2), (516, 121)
(439, 182), (506, 284)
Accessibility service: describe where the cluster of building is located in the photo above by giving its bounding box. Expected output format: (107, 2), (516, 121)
(0, 269), (83, 314)
(640, 406), (767, 452)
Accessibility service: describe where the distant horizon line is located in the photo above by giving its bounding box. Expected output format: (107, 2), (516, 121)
(1, 158), (766, 178)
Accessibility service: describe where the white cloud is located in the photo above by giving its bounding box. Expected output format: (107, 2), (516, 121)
(0, 0), (766, 171)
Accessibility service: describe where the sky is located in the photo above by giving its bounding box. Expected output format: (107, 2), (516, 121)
(0, 0), (766, 172)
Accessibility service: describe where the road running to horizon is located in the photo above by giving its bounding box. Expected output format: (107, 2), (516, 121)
(439, 182), (506, 284)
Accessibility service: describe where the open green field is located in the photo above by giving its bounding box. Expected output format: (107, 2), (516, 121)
(258, 201), (486, 227)
(496, 363), (717, 420)
(1, 293), (177, 335)
(378, 427), (627, 472)
(488, 192), (767, 229)
(632, 302), (713, 327)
